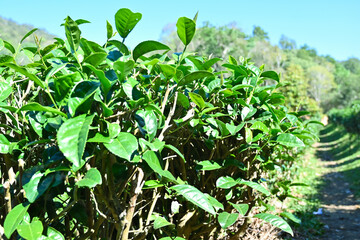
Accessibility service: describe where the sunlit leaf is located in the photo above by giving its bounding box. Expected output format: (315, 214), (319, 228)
(260, 70), (280, 82)
(238, 180), (270, 196)
(216, 176), (238, 189)
(104, 132), (138, 161)
(64, 16), (81, 52)
(57, 114), (94, 169)
(17, 218), (43, 240)
(254, 213), (293, 236)
(133, 40), (170, 61)
(19, 103), (67, 118)
(189, 92), (205, 110)
(4, 202), (30, 238)
(20, 28), (38, 43)
(176, 17), (196, 46)
(115, 8), (142, 39)
(218, 212), (238, 229)
(280, 212), (301, 224)
(276, 133), (305, 148)
(76, 168), (102, 188)
(171, 184), (216, 215)
(229, 202), (249, 216)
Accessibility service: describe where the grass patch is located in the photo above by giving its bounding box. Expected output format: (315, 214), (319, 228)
(284, 147), (324, 239)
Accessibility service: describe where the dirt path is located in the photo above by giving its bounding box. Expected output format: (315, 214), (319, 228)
(315, 139), (360, 239)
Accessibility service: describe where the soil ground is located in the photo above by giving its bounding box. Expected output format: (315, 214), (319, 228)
(315, 132), (360, 239)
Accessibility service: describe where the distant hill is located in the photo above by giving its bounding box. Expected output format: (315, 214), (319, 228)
(0, 16), (56, 47)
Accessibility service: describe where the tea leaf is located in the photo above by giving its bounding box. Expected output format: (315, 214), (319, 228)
(115, 8), (142, 39)
(133, 40), (170, 61)
(218, 212), (238, 229)
(4, 203), (30, 238)
(254, 213), (293, 236)
(176, 17), (196, 46)
(171, 184), (216, 215)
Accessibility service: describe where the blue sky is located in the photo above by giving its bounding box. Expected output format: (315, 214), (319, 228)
(1, 0), (359, 61)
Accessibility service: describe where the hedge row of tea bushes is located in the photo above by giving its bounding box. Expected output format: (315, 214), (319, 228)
(0, 9), (318, 240)
(328, 101), (360, 134)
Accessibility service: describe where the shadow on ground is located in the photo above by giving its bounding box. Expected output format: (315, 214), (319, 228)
(314, 124), (360, 240)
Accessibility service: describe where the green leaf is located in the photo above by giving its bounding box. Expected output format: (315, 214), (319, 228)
(54, 72), (81, 104)
(196, 160), (221, 171)
(228, 55), (238, 65)
(251, 121), (269, 133)
(226, 122), (244, 136)
(0, 81), (12, 102)
(84, 52), (108, 67)
(229, 202), (249, 216)
(205, 194), (224, 211)
(280, 212), (301, 224)
(238, 180), (270, 196)
(76, 168), (102, 188)
(113, 60), (135, 80)
(276, 133), (305, 148)
(189, 92), (205, 110)
(0, 55), (14, 64)
(107, 40), (130, 55)
(44, 62), (67, 83)
(159, 64), (176, 80)
(245, 128), (252, 143)
(178, 71), (213, 86)
(115, 8), (142, 39)
(218, 212), (238, 229)
(20, 28), (38, 43)
(176, 17), (196, 46)
(223, 64), (248, 76)
(4, 202), (30, 238)
(108, 122), (121, 139)
(68, 87), (99, 117)
(216, 176), (238, 189)
(47, 227), (65, 240)
(143, 180), (164, 189)
(135, 109), (158, 141)
(260, 71), (280, 82)
(171, 184), (216, 215)
(104, 132), (138, 161)
(152, 215), (173, 229)
(1, 63), (44, 89)
(177, 92), (190, 109)
(0, 134), (10, 154)
(254, 213), (293, 236)
(57, 114), (94, 169)
(164, 144), (186, 162)
(22, 170), (43, 203)
(4, 40), (15, 54)
(75, 19), (91, 25)
(87, 133), (111, 143)
(142, 150), (163, 174)
(64, 16), (81, 52)
(203, 58), (222, 70)
(83, 63), (111, 96)
(133, 40), (170, 61)
(17, 218), (43, 240)
(106, 21), (113, 39)
(19, 102), (67, 118)
(142, 150), (176, 182)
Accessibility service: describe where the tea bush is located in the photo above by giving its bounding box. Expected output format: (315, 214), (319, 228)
(328, 101), (360, 134)
(0, 8), (317, 240)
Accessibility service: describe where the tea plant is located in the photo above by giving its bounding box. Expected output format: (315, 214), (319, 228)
(0, 8), (317, 239)
(328, 101), (360, 134)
